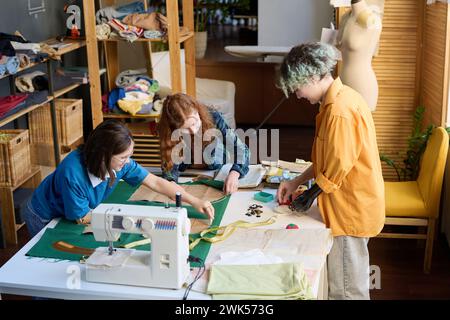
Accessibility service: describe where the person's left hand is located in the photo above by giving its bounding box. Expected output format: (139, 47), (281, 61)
(224, 170), (240, 194)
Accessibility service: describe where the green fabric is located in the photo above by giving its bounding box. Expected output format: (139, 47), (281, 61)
(26, 180), (230, 267)
(206, 263), (315, 300)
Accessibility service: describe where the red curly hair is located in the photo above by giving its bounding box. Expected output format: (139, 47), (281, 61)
(158, 93), (215, 171)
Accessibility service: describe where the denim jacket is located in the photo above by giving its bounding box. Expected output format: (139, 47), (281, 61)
(162, 110), (250, 182)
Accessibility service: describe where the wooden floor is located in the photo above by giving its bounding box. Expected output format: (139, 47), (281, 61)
(1, 126), (450, 300)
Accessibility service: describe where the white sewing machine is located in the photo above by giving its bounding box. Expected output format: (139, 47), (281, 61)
(85, 203), (191, 289)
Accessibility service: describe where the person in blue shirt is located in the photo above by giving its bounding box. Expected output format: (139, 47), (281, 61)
(158, 93), (250, 194)
(23, 120), (215, 238)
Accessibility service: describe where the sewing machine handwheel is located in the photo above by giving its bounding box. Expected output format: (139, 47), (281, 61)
(122, 217), (135, 230)
(142, 218), (155, 232)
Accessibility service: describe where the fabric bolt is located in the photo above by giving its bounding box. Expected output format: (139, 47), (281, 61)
(163, 109), (250, 182)
(15, 71), (45, 93)
(206, 263), (314, 300)
(96, 1), (146, 24)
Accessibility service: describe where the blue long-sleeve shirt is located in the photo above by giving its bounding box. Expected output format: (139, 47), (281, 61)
(162, 110), (250, 182)
(31, 149), (149, 221)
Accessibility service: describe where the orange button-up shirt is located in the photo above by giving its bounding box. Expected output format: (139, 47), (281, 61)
(312, 77), (385, 237)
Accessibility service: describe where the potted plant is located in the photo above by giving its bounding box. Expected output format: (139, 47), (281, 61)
(194, 0), (251, 59)
(380, 105), (450, 181)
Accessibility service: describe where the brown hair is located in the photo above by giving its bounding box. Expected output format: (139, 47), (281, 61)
(158, 93), (215, 171)
(83, 120), (133, 183)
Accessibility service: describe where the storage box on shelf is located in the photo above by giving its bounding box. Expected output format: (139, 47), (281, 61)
(29, 99), (83, 167)
(29, 99), (83, 145)
(0, 130), (41, 245)
(0, 130), (32, 187)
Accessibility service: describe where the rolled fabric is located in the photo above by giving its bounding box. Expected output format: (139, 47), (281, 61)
(17, 53), (31, 68)
(143, 30), (163, 39)
(15, 71), (45, 93)
(5, 56), (20, 74)
(96, 23), (111, 40)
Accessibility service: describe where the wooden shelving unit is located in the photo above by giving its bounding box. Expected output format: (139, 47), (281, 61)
(0, 39), (92, 246)
(83, 0), (197, 167)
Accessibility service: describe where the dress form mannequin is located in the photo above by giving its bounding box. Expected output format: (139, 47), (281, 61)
(337, 0), (382, 111)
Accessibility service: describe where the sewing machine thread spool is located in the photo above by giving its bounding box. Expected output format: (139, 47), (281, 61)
(176, 192), (181, 208)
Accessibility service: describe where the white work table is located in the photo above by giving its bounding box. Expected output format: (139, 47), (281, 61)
(0, 188), (330, 300)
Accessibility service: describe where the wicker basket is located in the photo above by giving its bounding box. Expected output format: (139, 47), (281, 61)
(29, 99), (83, 146)
(0, 130), (32, 187)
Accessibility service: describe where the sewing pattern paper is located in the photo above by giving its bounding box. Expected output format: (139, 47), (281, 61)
(128, 184), (225, 203)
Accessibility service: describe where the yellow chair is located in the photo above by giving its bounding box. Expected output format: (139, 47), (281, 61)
(379, 127), (449, 273)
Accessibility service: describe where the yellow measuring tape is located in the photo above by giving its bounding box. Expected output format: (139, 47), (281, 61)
(189, 216), (277, 250)
(119, 216), (277, 250)
(122, 238), (151, 249)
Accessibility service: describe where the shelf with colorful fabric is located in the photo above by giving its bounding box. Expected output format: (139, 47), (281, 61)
(102, 68), (164, 119)
(94, 1), (191, 43)
(0, 32), (86, 81)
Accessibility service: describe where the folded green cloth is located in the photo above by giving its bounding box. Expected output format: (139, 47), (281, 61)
(207, 263), (314, 300)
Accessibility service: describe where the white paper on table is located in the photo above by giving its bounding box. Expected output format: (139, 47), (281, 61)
(214, 164), (266, 188)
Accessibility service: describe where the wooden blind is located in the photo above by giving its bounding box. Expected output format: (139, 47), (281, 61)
(338, 0), (424, 181)
(421, 2), (450, 127)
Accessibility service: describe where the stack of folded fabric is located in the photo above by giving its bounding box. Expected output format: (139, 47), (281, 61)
(106, 69), (163, 116)
(206, 263), (315, 300)
(94, 1), (171, 42)
(0, 94), (29, 118)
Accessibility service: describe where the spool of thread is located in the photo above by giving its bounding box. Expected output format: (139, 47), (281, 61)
(176, 192), (181, 208)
